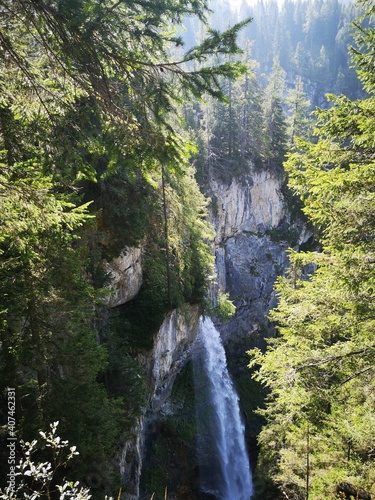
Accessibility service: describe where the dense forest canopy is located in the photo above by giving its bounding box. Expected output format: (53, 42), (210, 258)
(0, 0), (251, 495)
(183, 0), (366, 107)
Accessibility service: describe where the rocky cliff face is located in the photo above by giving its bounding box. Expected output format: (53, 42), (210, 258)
(104, 243), (201, 496)
(119, 306), (200, 498)
(111, 167), (310, 498)
(211, 171), (284, 243)
(208, 169), (311, 348)
(205, 168), (312, 483)
(104, 247), (143, 308)
(148, 307), (200, 411)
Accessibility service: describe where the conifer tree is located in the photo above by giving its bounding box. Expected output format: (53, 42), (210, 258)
(286, 77), (313, 145)
(262, 57), (288, 170)
(232, 44), (266, 169)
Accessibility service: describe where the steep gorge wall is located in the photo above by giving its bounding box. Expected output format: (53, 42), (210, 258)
(208, 169), (311, 347)
(210, 171), (284, 243)
(205, 167), (312, 480)
(103, 168), (297, 365)
(102, 245), (200, 497)
(110, 296), (200, 497)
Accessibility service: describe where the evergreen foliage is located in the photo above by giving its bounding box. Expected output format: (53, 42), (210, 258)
(0, 0), (251, 494)
(249, 2), (375, 498)
(262, 58), (288, 171)
(286, 77), (314, 146)
(245, 0), (365, 104)
(185, 0), (365, 107)
(116, 160), (215, 352)
(186, 47), (274, 185)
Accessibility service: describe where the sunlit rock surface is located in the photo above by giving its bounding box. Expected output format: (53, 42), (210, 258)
(208, 170), (311, 345)
(103, 247), (142, 308)
(210, 171), (284, 243)
(147, 305), (200, 410)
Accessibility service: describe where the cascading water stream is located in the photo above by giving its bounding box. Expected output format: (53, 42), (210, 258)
(193, 316), (253, 499)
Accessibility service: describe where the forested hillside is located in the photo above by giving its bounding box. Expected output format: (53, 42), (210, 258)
(0, 1), (250, 496)
(1, 0), (375, 498)
(248, 1), (375, 499)
(184, 0), (365, 107)
(181, 0), (369, 204)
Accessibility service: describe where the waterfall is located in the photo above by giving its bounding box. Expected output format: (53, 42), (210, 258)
(193, 316), (253, 500)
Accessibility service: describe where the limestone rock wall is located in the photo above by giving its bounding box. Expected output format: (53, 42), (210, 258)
(149, 306), (200, 411)
(114, 167), (311, 498)
(210, 171), (284, 244)
(103, 247), (142, 308)
(208, 170), (311, 346)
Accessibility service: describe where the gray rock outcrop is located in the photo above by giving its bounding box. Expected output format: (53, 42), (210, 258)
(208, 169), (310, 346)
(103, 247), (143, 308)
(120, 305), (200, 498)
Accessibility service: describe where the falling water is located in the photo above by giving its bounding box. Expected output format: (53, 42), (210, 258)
(193, 316), (253, 500)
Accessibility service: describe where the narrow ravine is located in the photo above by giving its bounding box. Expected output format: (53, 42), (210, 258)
(193, 316), (253, 499)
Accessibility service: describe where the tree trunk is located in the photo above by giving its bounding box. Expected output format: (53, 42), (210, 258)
(161, 166), (172, 308)
(24, 264), (47, 392)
